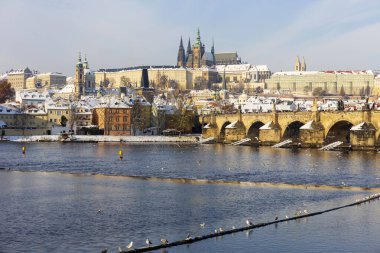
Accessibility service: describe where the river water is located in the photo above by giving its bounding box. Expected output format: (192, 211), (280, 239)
(0, 143), (380, 252)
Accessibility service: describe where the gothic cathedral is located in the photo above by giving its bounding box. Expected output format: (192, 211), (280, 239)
(177, 28), (215, 68)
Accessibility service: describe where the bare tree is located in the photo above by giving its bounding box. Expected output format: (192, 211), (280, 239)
(159, 75), (168, 90)
(120, 76), (131, 87)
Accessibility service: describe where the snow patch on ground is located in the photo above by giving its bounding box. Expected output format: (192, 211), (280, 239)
(11, 135), (199, 143)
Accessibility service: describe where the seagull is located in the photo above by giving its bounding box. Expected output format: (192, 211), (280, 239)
(219, 227), (224, 232)
(232, 225), (236, 229)
(97, 209), (103, 214)
(185, 233), (192, 240)
(214, 229), (218, 233)
(146, 239), (152, 247)
(101, 249), (107, 253)
(274, 216), (278, 221)
(118, 246), (123, 253)
(303, 210), (308, 214)
(285, 215), (289, 219)
(126, 241), (133, 249)
(246, 219), (253, 226)
(200, 223), (205, 228)
(161, 239), (168, 245)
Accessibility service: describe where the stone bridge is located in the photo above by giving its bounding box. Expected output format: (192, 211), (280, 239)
(201, 102), (380, 150)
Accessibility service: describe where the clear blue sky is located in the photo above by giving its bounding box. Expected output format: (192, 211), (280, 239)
(1, 0), (380, 75)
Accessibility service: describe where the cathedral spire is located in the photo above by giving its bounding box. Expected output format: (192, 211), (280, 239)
(211, 37), (215, 54)
(196, 27), (201, 46)
(294, 56), (301, 71)
(301, 56), (306, 71)
(177, 36), (186, 67)
(179, 36), (184, 49)
(78, 52), (82, 63)
(211, 37), (215, 66)
(187, 38), (192, 55)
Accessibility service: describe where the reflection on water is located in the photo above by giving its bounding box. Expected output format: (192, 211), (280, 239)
(1, 142), (380, 187)
(1, 143), (380, 252)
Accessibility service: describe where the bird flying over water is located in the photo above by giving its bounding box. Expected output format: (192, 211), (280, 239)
(200, 222), (205, 228)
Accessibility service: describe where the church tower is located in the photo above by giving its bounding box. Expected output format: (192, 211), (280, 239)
(294, 56), (301, 71)
(192, 28), (203, 68)
(74, 52), (84, 98)
(301, 56), (306, 71)
(176, 37), (186, 67)
(83, 54), (89, 69)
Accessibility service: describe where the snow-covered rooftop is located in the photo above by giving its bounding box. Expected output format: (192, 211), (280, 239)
(273, 70), (374, 76)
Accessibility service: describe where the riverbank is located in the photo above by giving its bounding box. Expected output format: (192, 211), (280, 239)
(9, 135), (199, 143)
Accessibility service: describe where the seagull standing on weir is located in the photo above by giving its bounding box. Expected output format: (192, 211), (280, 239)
(186, 233), (192, 240)
(161, 239), (169, 245)
(118, 246), (123, 253)
(126, 241), (133, 249)
(146, 239), (152, 247)
(246, 219), (253, 226)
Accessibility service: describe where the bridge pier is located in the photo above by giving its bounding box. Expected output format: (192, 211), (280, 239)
(299, 120), (325, 148)
(350, 122), (376, 150)
(259, 121), (281, 145)
(224, 121), (246, 143)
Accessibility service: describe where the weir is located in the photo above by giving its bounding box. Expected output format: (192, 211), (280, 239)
(320, 141), (343, 151)
(272, 139), (292, 148)
(120, 193), (380, 253)
(198, 137), (215, 144)
(231, 138), (251, 146)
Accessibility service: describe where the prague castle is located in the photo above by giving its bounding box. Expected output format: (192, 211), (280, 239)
(94, 29), (270, 91)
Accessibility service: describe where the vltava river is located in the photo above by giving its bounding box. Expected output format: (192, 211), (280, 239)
(1, 142), (380, 252)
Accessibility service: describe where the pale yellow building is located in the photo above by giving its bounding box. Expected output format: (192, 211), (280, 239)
(0, 104), (50, 136)
(265, 70), (375, 96)
(7, 68), (33, 91)
(26, 72), (67, 90)
(45, 101), (72, 127)
(94, 67), (218, 90)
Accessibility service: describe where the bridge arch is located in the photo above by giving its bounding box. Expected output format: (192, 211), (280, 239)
(325, 120), (353, 144)
(219, 121), (231, 140)
(282, 121), (304, 141)
(247, 121), (265, 141)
